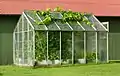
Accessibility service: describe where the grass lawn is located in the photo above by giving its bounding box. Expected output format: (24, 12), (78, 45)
(0, 63), (120, 76)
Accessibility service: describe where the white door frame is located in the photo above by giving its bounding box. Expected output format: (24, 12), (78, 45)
(102, 22), (109, 63)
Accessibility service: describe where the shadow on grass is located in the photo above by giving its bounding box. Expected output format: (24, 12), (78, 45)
(0, 73), (3, 76)
(32, 63), (110, 69)
(11, 62), (111, 69)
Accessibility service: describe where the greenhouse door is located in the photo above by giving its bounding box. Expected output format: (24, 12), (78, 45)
(101, 22), (109, 62)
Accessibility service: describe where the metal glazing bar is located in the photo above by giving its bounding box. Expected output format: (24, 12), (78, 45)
(107, 22), (109, 32)
(95, 32), (98, 64)
(13, 32), (15, 65)
(84, 32), (86, 61)
(14, 31), (33, 33)
(27, 14), (36, 22)
(66, 22), (73, 30)
(93, 15), (108, 31)
(60, 32), (62, 64)
(77, 21), (85, 31)
(72, 32), (74, 64)
(33, 30), (35, 64)
(54, 21), (61, 30)
(17, 28), (19, 65)
(23, 12), (34, 30)
(107, 32), (109, 63)
(36, 13), (48, 30)
(47, 31), (49, 63)
(92, 25), (97, 31)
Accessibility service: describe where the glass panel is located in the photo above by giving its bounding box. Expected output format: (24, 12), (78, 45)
(27, 15), (46, 30)
(48, 31), (60, 65)
(29, 31), (33, 41)
(98, 32), (107, 63)
(23, 16), (28, 31)
(28, 31), (34, 65)
(19, 33), (22, 42)
(24, 32), (28, 41)
(39, 15), (60, 31)
(25, 11), (40, 22)
(56, 21), (72, 31)
(15, 33), (18, 41)
(35, 31), (47, 64)
(25, 11), (47, 30)
(74, 32), (85, 64)
(80, 21), (95, 31)
(47, 22), (60, 31)
(61, 32), (72, 64)
(15, 41), (19, 64)
(87, 15), (106, 31)
(19, 17), (22, 32)
(23, 41), (28, 64)
(86, 32), (96, 63)
(68, 21), (84, 31)
(50, 12), (62, 19)
(28, 40), (34, 65)
(18, 42), (23, 64)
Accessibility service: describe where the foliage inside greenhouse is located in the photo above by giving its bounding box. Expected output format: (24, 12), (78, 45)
(13, 7), (109, 66)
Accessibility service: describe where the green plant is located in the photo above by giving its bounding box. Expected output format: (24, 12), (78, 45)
(86, 52), (95, 61)
(48, 32), (60, 60)
(33, 7), (94, 26)
(35, 31), (47, 61)
(86, 52), (99, 62)
(34, 7), (95, 62)
(35, 31), (72, 62)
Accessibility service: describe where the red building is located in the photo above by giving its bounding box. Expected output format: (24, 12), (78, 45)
(0, 0), (120, 65)
(1, 0), (120, 16)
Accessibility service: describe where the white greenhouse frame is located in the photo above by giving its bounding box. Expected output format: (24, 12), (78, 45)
(13, 10), (109, 66)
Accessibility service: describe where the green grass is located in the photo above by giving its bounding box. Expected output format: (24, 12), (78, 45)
(0, 63), (120, 76)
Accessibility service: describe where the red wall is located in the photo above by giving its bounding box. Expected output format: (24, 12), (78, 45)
(1, 0), (120, 16)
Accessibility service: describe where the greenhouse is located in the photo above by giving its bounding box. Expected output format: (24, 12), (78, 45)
(13, 8), (109, 66)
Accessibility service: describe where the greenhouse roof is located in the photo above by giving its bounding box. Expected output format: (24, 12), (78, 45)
(23, 10), (108, 32)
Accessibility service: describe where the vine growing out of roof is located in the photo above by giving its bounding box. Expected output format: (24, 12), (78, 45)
(34, 7), (94, 26)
